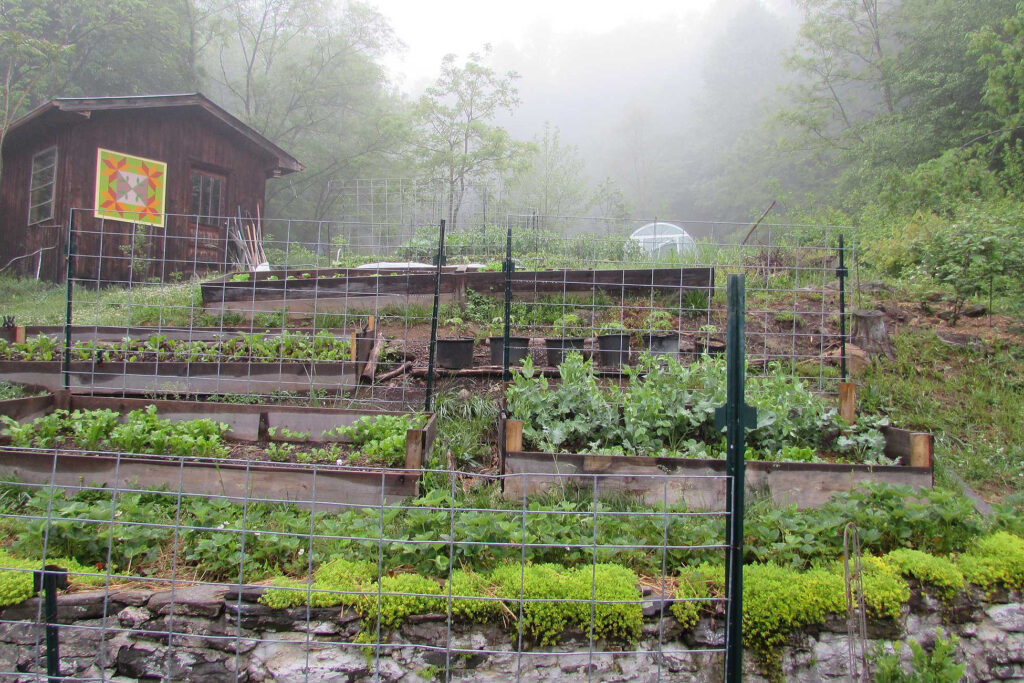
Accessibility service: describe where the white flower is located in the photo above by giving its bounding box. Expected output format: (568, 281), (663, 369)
(298, 548), (305, 556)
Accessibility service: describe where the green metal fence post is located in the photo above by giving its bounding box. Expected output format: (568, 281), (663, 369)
(716, 273), (756, 681)
(424, 219), (445, 412)
(502, 227), (513, 382)
(62, 209), (76, 392)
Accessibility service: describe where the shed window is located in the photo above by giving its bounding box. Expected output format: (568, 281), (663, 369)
(190, 171), (223, 220)
(28, 147), (58, 225)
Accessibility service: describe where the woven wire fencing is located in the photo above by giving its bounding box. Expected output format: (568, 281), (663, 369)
(0, 464), (732, 681)
(495, 214), (855, 394)
(0, 204), (856, 680)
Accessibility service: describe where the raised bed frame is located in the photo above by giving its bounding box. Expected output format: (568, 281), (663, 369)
(200, 266), (716, 317)
(0, 325), (373, 395)
(500, 418), (933, 509)
(0, 394), (437, 507)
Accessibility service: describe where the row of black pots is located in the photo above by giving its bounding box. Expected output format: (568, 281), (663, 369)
(434, 332), (687, 370)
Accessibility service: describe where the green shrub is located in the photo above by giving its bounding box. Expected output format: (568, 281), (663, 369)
(448, 569), (503, 622)
(260, 556), (376, 609)
(743, 564), (845, 661)
(363, 574), (445, 630)
(885, 549), (965, 601)
(672, 563), (724, 630)
(259, 577), (308, 609)
(0, 551), (105, 608)
(957, 532), (1024, 593)
(742, 558), (907, 665)
(491, 562), (642, 645)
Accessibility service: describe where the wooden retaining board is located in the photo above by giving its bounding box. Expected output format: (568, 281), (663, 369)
(17, 325), (355, 343)
(0, 396), (437, 507)
(0, 450), (417, 508)
(502, 427), (934, 509)
(200, 267), (715, 316)
(0, 360), (359, 395)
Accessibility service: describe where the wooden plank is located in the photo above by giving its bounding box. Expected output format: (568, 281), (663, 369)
(405, 429), (424, 470)
(0, 395), (54, 422)
(503, 450), (932, 510)
(421, 413), (438, 462)
(505, 420), (523, 453)
(882, 426), (915, 464)
(0, 360), (360, 396)
(0, 450), (418, 509)
(838, 382), (856, 423)
(909, 433), (933, 468)
(201, 267), (715, 309)
(361, 333), (383, 383)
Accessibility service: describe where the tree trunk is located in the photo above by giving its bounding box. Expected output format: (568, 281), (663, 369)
(851, 309), (894, 360)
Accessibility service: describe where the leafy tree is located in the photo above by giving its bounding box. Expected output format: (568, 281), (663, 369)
(509, 122), (588, 219)
(0, 0), (66, 181)
(412, 47), (526, 230)
(206, 0), (406, 220)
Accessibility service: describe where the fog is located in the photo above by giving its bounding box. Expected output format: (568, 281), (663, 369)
(376, 0), (802, 221)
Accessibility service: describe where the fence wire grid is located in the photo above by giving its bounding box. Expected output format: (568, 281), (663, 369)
(0, 203), (858, 681)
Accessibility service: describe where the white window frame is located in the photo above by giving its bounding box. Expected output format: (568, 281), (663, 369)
(28, 146), (58, 225)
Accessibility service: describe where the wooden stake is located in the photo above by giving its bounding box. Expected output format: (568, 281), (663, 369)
(405, 429), (424, 470)
(909, 433), (933, 468)
(13, 326), (25, 344)
(505, 419), (524, 453)
(838, 382), (856, 423)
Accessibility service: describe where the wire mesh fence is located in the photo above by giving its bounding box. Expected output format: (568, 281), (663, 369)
(0, 203), (862, 681)
(0, 207), (857, 410)
(0, 463), (732, 681)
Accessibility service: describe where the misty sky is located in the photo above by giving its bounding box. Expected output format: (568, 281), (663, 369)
(368, 0), (801, 218)
(375, 0), (737, 90)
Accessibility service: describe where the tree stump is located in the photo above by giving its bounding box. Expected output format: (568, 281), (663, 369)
(851, 310), (894, 360)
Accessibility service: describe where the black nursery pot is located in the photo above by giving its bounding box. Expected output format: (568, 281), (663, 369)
(436, 338), (475, 369)
(488, 336), (531, 366)
(544, 337), (586, 367)
(642, 332), (680, 357)
(596, 333), (631, 368)
(695, 338), (726, 355)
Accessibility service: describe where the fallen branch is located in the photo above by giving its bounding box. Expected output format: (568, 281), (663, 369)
(377, 360), (413, 382)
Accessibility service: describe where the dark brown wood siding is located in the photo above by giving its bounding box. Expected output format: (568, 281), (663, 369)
(1, 106), (279, 283)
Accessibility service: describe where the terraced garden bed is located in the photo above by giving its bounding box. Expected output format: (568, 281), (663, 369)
(0, 395), (436, 507)
(0, 329), (367, 394)
(200, 266), (715, 317)
(501, 353), (932, 507)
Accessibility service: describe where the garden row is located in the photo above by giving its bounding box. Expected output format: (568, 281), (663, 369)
(200, 265), (715, 321)
(0, 329), (371, 394)
(0, 394), (436, 506)
(0, 480), (1021, 670)
(501, 351), (933, 506)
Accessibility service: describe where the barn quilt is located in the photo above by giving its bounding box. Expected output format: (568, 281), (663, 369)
(94, 148), (167, 227)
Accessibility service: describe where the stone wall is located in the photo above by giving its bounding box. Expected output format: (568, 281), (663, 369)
(0, 583), (1021, 681)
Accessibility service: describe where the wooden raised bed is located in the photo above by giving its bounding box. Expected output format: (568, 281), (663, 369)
(0, 395), (437, 508)
(200, 266), (715, 317)
(0, 325), (375, 394)
(0, 359), (360, 395)
(501, 421), (933, 510)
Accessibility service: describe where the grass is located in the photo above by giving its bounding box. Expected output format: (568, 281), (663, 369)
(859, 328), (1024, 496)
(0, 276), (207, 327)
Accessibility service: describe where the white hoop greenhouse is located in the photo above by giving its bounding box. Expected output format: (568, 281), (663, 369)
(629, 222), (697, 257)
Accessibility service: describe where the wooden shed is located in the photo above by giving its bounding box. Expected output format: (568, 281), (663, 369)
(0, 94), (303, 283)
